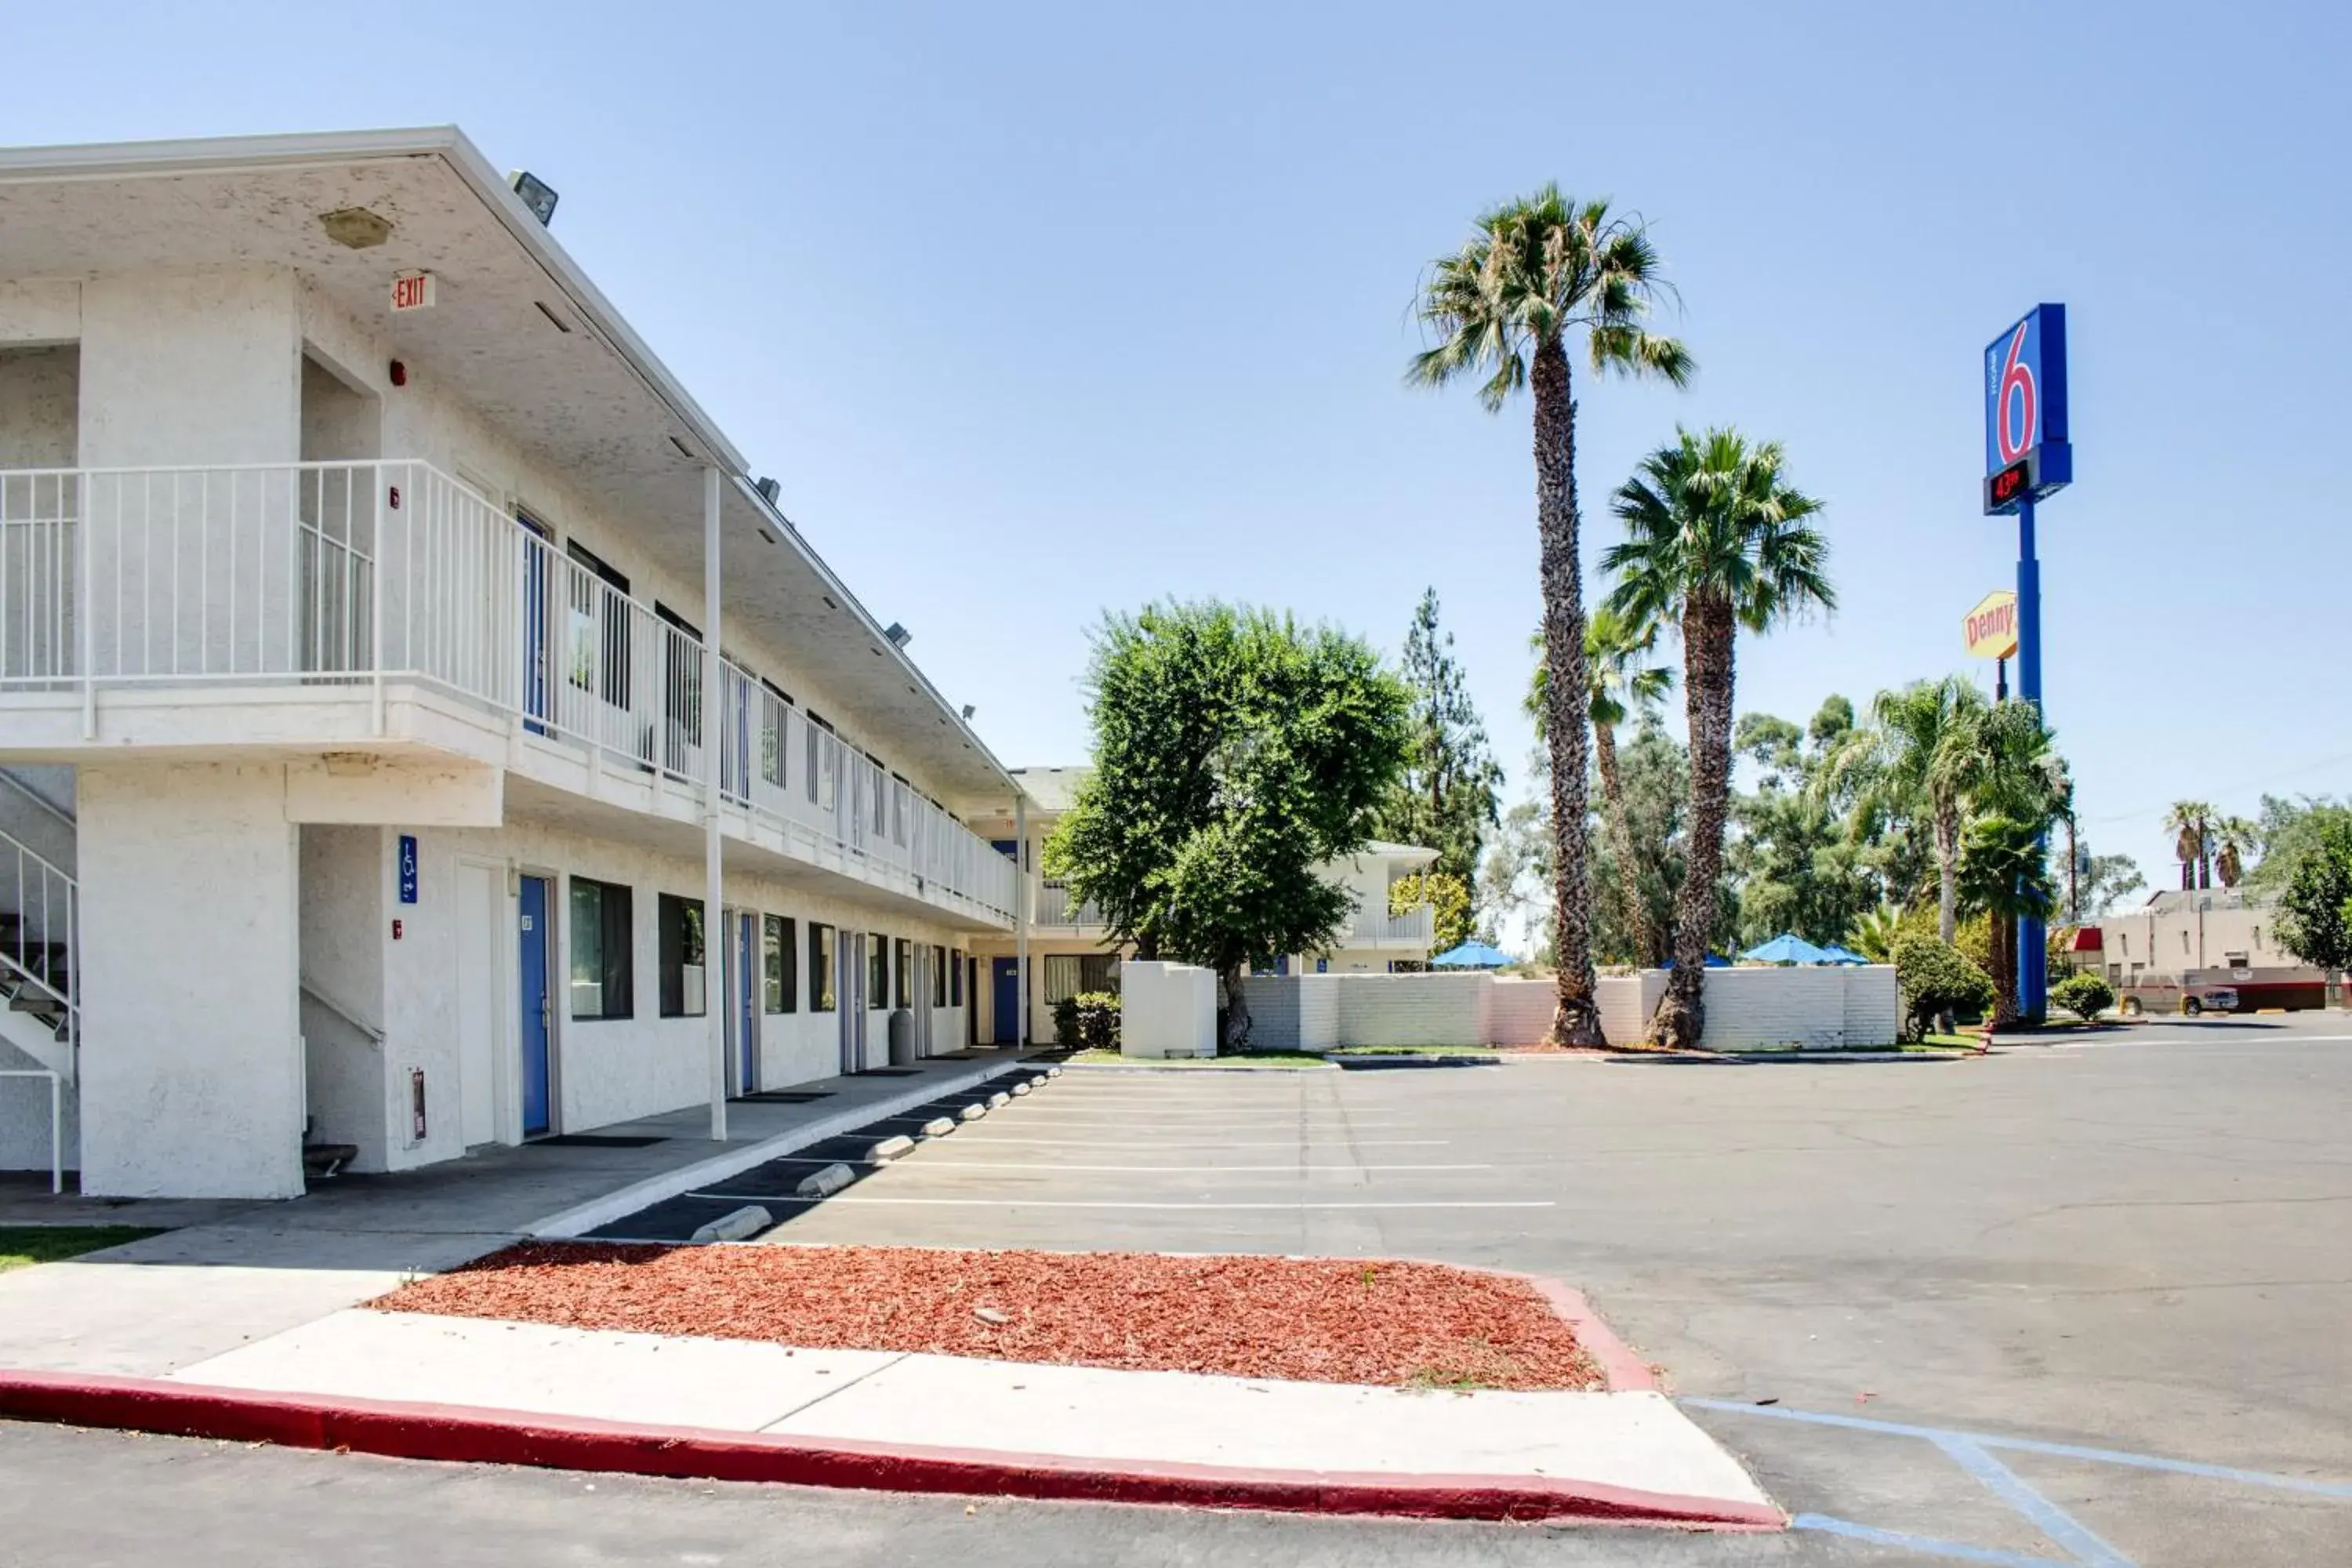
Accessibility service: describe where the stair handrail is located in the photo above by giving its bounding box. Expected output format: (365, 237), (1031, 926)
(299, 978), (385, 1047)
(0, 768), (74, 833)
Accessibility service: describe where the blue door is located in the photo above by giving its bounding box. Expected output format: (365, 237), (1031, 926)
(992, 957), (1022, 1046)
(519, 515), (552, 737)
(518, 876), (553, 1135)
(735, 913), (757, 1091)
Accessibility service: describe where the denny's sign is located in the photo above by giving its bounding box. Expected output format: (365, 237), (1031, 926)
(1963, 590), (2020, 660)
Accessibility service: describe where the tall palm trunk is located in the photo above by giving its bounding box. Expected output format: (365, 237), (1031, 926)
(1531, 335), (1605, 1046)
(1934, 802), (1961, 944)
(1650, 597), (1733, 1047)
(1592, 720), (1651, 964)
(1990, 916), (2019, 1027)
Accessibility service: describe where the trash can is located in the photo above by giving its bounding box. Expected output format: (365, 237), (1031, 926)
(887, 1007), (916, 1065)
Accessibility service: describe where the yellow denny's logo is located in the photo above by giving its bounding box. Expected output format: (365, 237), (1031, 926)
(1963, 590), (2019, 659)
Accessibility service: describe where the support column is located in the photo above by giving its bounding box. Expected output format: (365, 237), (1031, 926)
(702, 466), (728, 1141)
(1014, 793), (1030, 1048)
(2016, 498), (2048, 1022)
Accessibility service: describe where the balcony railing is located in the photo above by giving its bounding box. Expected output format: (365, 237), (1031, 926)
(0, 459), (1014, 923)
(1034, 878), (1107, 928)
(1352, 903), (1435, 945)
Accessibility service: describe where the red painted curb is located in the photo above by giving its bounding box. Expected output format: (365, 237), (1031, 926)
(0, 1370), (1783, 1530)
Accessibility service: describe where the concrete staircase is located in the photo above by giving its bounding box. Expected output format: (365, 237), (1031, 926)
(0, 830), (76, 1086)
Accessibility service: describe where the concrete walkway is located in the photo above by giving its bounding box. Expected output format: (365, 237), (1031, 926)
(0, 1051), (1030, 1376)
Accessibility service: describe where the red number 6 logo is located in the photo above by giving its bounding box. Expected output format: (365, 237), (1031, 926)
(1997, 321), (2037, 463)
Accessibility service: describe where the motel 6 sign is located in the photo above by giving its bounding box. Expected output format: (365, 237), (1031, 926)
(1982, 303), (2073, 514)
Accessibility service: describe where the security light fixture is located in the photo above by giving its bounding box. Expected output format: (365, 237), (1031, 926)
(754, 477), (780, 506)
(884, 622), (912, 648)
(961, 704), (976, 720)
(319, 207), (393, 249)
(509, 170), (559, 226)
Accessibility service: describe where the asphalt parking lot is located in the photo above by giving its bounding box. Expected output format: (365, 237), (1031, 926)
(594, 1014), (2352, 1567)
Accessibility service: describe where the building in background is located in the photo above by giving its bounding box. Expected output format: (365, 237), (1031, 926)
(0, 129), (1036, 1197)
(961, 767), (1439, 1045)
(2074, 888), (2332, 1013)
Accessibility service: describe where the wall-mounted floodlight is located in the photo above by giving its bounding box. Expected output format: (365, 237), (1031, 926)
(754, 477), (781, 506)
(509, 170), (559, 226)
(884, 622), (911, 648)
(961, 704), (977, 720)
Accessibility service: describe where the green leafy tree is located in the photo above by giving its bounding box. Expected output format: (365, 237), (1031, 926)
(2049, 971), (2115, 1022)
(1526, 605), (1674, 964)
(2246, 795), (2352, 890)
(1726, 702), (1881, 950)
(1377, 589), (1502, 887)
(2271, 815), (2352, 974)
(1846, 902), (1904, 964)
(1603, 427), (1833, 1047)
(1890, 934), (1995, 1043)
(2077, 851), (2146, 918)
(1955, 815), (2057, 1025)
(1409, 187), (1692, 1045)
(1390, 869), (1475, 955)
(1044, 602), (1410, 1048)
(1477, 799), (1553, 959)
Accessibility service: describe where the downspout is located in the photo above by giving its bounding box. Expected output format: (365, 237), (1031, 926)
(702, 466), (727, 1142)
(1014, 794), (1030, 1048)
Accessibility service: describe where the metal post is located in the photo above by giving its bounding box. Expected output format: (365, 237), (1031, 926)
(702, 466), (727, 1141)
(1014, 794), (1029, 1050)
(2016, 499), (2048, 1021)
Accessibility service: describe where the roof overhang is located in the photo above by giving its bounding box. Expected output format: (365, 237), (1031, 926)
(0, 127), (1018, 807)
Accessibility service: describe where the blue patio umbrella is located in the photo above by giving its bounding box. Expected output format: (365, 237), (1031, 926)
(1429, 939), (1514, 969)
(1815, 942), (1871, 965)
(1660, 953), (1733, 968)
(1741, 933), (1836, 965)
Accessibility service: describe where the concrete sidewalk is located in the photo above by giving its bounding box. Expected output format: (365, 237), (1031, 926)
(0, 1051), (1031, 1377)
(20, 1305), (1773, 1527)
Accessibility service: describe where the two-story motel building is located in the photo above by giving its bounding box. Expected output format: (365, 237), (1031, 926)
(0, 128), (1040, 1199)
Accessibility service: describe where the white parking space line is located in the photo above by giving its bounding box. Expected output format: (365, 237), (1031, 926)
(838, 1161), (1494, 1173)
(948, 1137), (1450, 1149)
(971, 1119), (1410, 1130)
(802, 1197), (1558, 1211)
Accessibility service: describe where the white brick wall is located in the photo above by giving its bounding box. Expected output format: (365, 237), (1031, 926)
(1841, 965), (1900, 1046)
(1240, 965), (1894, 1051)
(1488, 978), (1555, 1046)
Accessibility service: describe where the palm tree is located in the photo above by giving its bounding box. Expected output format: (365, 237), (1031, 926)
(1410, 187), (1692, 1044)
(1846, 902), (1904, 964)
(1825, 677), (1991, 945)
(2213, 815), (2256, 887)
(2163, 801), (2215, 890)
(1604, 427), (1833, 1047)
(1956, 815), (2057, 1025)
(1526, 607), (1675, 964)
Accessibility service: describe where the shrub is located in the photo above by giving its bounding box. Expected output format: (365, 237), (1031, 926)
(1890, 935), (1995, 1041)
(1051, 992), (1121, 1051)
(2049, 971), (2115, 1023)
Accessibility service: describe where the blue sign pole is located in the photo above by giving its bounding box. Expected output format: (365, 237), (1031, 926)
(2015, 500), (2046, 1020)
(1983, 303), (2070, 1026)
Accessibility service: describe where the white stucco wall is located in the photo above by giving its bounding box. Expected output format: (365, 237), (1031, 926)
(77, 762), (303, 1198)
(1487, 978), (1555, 1046)
(1122, 961), (1215, 1058)
(78, 269), (299, 466)
(1599, 971), (1670, 1044)
(299, 824), (389, 1170)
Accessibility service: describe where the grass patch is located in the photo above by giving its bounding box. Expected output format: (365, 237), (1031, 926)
(1918, 1033), (1987, 1050)
(0, 1225), (163, 1273)
(1065, 1048), (1333, 1069)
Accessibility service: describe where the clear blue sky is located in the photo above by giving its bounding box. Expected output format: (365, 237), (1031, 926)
(8, 1), (2347, 889)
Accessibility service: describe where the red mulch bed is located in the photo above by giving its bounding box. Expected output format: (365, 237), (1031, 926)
(372, 1244), (1602, 1391)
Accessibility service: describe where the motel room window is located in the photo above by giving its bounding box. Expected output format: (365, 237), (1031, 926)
(893, 938), (912, 1007)
(654, 604), (702, 771)
(659, 893), (706, 1018)
(868, 755), (888, 833)
(869, 938), (890, 1010)
(568, 877), (634, 1021)
(950, 952), (965, 1006)
(932, 946), (947, 1007)
(809, 924), (837, 1011)
(1042, 954), (1120, 1005)
(763, 913), (797, 1014)
(806, 711), (837, 810)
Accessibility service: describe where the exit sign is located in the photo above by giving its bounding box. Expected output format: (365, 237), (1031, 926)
(390, 270), (437, 312)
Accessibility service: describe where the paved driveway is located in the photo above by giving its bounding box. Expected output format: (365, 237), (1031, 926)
(716, 1016), (2352, 1566)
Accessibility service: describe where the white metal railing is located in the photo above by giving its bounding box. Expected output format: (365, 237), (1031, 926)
(0, 823), (76, 1077)
(0, 459), (1015, 923)
(1352, 902), (1435, 945)
(1035, 878), (1106, 928)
